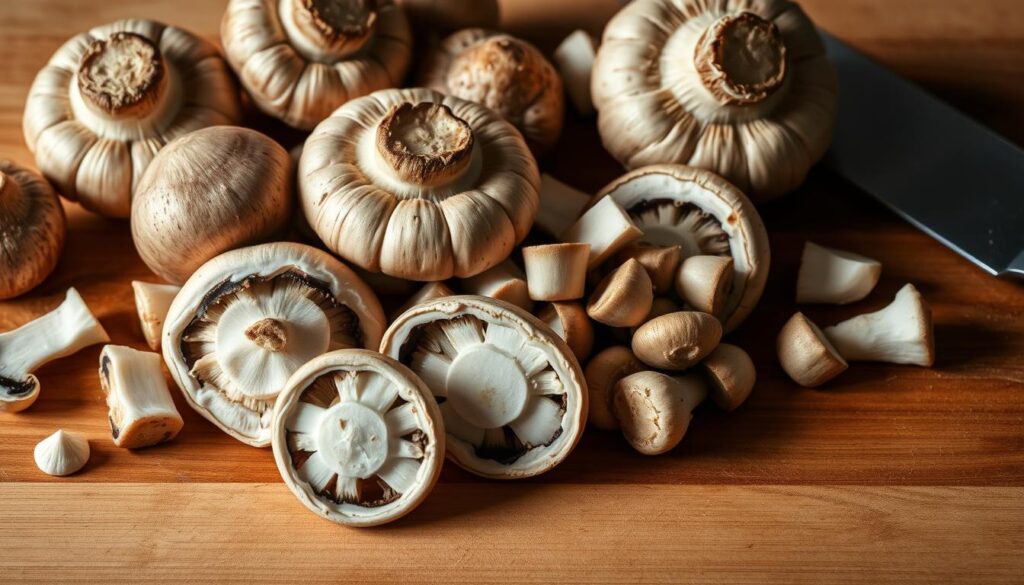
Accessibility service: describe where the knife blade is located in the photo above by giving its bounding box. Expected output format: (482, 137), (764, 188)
(821, 32), (1024, 279)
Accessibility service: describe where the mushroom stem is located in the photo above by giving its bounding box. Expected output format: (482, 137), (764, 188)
(245, 318), (289, 352)
(287, 0), (379, 61)
(376, 102), (475, 187)
(694, 12), (787, 106)
(77, 32), (170, 119)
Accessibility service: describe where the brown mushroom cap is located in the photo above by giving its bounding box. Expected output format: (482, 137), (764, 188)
(612, 242), (682, 293)
(701, 342), (756, 411)
(777, 312), (847, 388)
(632, 311), (722, 370)
(0, 160), (66, 300)
(584, 345), (645, 431)
(587, 259), (654, 328)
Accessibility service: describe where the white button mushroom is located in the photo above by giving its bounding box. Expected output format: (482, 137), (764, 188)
(824, 284), (935, 366)
(587, 259), (654, 328)
(34, 429), (90, 477)
(0, 160), (65, 300)
(612, 371), (707, 455)
(777, 312), (848, 388)
(131, 281), (180, 351)
(584, 346), (644, 431)
(631, 311), (723, 371)
(553, 30), (598, 116)
(796, 242), (882, 305)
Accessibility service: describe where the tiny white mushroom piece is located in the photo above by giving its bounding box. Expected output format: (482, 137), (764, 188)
(631, 311), (722, 371)
(701, 343), (756, 412)
(537, 302), (594, 362)
(612, 371), (707, 456)
(100, 345), (183, 449)
(553, 30), (598, 115)
(777, 312), (848, 388)
(676, 255), (734, 317)
(34, 429), (90, 476)
(587, 259), (653, 328)
(614, 242), (683, 294)
(561, 196), (643, 270)
(797, 242), (882, 305)
(535, 174), (592, 238)
(522, 243), (590, 302)
(131, 281), (180, 351)
(584, 346), (644, 431)
(458, 260), (533, 312)
(824, 284), (935, 366)
(392, 281), (455, 321)
(0, 288), (110, 413)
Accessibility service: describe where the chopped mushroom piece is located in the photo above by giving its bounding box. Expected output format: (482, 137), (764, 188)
(777, 312), (847, 388)
(797, 242), (882, 305)
(0, 160), (65, 300)
(613, 242), (682, 293)
(563, 196), (643, 271)
(537, 302), (594, 362)
(553, 30), (598, 115)
(535, 174), (592, 238)
(675, 255), (734, 317)
(392, 281), (455, 321)
(0, 289), (109, 413)
(824, 284), (935, 366)
(587, 259), (654, 328)
(459, 260), (533, 312)
(523, 243), (590, 302)
(631, 311), (722, 371)
(99, 345), (183, 449)
(701, 343), (756, 411)
(612, 371), (707, 455)
(34, 429), (90, 477)
(584, 346), (644, 431)
(131, 281), (180, 351)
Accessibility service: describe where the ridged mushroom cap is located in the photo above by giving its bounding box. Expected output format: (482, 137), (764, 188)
(0, 160), (65, 300)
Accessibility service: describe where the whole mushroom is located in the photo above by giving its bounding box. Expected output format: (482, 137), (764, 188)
(0, 160), (65, 300)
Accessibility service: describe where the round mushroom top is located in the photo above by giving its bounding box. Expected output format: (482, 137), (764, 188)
(162, 242), (387, 447)
(299, 87), (540, 282)
(23, 19), (242, 218)
(419, 29), (565, 154)
(592, 0), (838, 201)
(0, 160), (66, 301)
(221, 0), (413, 130)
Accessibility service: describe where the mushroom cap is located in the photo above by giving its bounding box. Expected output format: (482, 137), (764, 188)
(583, 345), (645, 431)
(701, 342), (756, 411)
(299, 87), (539, 281)
(131, 126), (294, 285)
(221, 0), (412, 130)
(34, 429), (90, 476)
(632, 311), (722, 370)
(0, 160), (66, 300)
(592, 0), (837, 201)
(777, 312), (847, 388)
(23, 19), (241, 217)
(594, 164), (770, 332)
(397, 0), (500, 33)
(676, 254), (735, 317)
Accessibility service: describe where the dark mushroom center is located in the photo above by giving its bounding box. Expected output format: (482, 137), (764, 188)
(376, 102), (475, 186)
(77, 32), (167, 117)
(293, 0), (378, 56)
(694, 12), (787, 106)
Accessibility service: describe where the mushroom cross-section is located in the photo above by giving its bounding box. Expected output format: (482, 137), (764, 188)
(162, 242), (386, 447)
(381, 296), (587, 479)
(272, 349), (444, 527)
(299, 87), (540, 281)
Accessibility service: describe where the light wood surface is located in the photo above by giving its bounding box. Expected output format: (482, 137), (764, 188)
(1, 0), (1023, 583)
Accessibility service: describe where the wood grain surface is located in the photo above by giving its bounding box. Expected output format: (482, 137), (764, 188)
(1, 0), (1023, 583)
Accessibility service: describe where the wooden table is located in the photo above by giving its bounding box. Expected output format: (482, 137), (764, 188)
(2, 0), (1023, 582)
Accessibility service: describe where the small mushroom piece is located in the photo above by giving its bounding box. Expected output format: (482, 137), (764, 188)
(613, 242), (682, 293)
(553, 30), (598, 115)
(419, 28), (564, 153)
(0, 288), (110, 413)
(777, 312), (847, 388)
(535, 174), (592, 238)
(823, 284), (935, 366)
(392, 281), (455, 321)
(522, 243), (590, 302)
(587, 259), (654, 328)
(99, 345), (184, 449)
(397, 0), (500, 36)
(163, 242), (387, 447)
(382, 296), (587, 479)
(34, 430), (90, 476)
(701, 343), (755, 411)
(23, 19), (242, 217)
(797, 242), (882, 305)
(459, 260), (533, 312)
(221, 0), (412, 130)
(0, 160), (65, 300)
(675, 255), (735, 317)
(612, 371), (707, 455)
(562, 196), (643, 270)
(584, 346), (644, 431)
(537, 302), (594, 362)
(272, 349), (444, 526)
(631, 311), (722, 370)
(131, 281), (180, 351)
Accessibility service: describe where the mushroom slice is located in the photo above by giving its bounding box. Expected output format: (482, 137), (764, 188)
(523, 243), (590, 302)
(163, 242), (386, 447)
(99, 345), (183, 449)
(584, 346), (644, 431)
(676, 255), (734, 317)
(536, 302), (594, 362)
(0, 288), (109, 413)
(824, 284), (935, 366)
(383, 296), (586, 479)
(562, 196), (643, 270)
(632, 311), (722, 371)
(595, 165), (770, 332)
(587, 259), (654, 328)
(612, 371), (707, 456)
(777, 312), (848, 388)
(131, 281), (180, 350)
(34, 429), (90, 476)
(701, 343), (756, 411)
(272, 349), (444, 527)
(536, 174), (592, 239)
(797, 242), (882, 305)
(553, 30), (597, 116)
(0, 160), (65, 300)
(459, 260), (533, 312)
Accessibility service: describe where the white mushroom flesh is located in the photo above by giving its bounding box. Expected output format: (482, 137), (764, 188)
(823, 284), (934, 366)
(796, 242), (882, 305)
(99, 345), (183, 449)
(34, 429), (90, 476)
(553, 30), (597, 115)
(561, 196), (643, 270)
(535, 173), (592, 238)
(132, 281), (180, 350)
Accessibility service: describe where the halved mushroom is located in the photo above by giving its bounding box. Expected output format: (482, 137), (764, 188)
(23, 19), (241, 217)
(221, 0), (412, 130)
(535, 173), (592, 238)
(824, 284), (935, 366)
(132, 281), (180, 351)
(272, 348), (444, 526)
(536, 302), (594, 362)
(594, 165), (770, 332)
(0, 289), (109, 413)
(676, 255), (734, 317)
(562, 195), (643, 270)
(701, 343), (755, 411)
(0, 160), (65, 300)
(777, 312), (847, 388)
(522, 243), (590, 302)
(584, 345), (644, 431)
(612, 371), (706, 455)
(553, 30), (598, 116)
(162, 242), (386, 447)
(797, 242), (882, 305)
(300, 88), (539, 281)
(34, 429), (90, 477)
(632, 311), (722, 370)
(459, 260), (533, 312)
(613, 242), (682, 294)
(382, 295), (586, 479)
(587, 259), (653, 328)
(99, 345), (184, 449)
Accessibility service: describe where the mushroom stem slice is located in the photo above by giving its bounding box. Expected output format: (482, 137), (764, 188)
(612, 371), (706, 455)
(0, 288), (110, 413)
(523, 243), (590, 302)
(796, 242), (882, 305)
(823, 284), (935, 366)
(77, 32), (169, 119)
(536, 174), (592, 238)
(458, 260), (533, 312)
(34, 429), (90, 477)
(285, 0), (380, 61)
(562, 196), (643, 270)
(99, 345), (184, 449)
(613, 242), (683, 294)
(631, 311), (722, 371)
(132, 281), (181, 351)
(694, 12), (787, 106)
(701, 343), (756, 411)
(553, 30), (597, 115)
(587, 259), (654, 328)
(584, 346), (644, 431)
(777, 312), (848, 388)
(675, 255), (734, 317)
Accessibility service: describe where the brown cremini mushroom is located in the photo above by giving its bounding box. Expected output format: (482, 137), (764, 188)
(632, 311), (722, 370)
(587, 259), (654, 328)
(0, 160), (65, 300)
(612, 371), (707, 455)
(701, 343), (756, 411)
(777, 312), (847, 388)
(584, 345), (644, 431)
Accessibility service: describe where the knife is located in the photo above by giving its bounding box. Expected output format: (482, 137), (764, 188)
(821, 32), (1024, 279)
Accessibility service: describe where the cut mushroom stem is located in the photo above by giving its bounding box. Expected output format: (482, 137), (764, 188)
(535, 174), (592, 238)
(458, 260), (533, 312)
(392, 281), (455, 321)
(376, 102), (475, 187)
(777, 312), (848, 388)
(694, 11), (786, 106)
(586, 259), (653, 328)
(0, 288), (109, 413)
(701, 343), (756, 411)
(99, 345), (184, 449)
(823, 284), (935, 366)
(286, 0), (379, 61)
(523, 243), (590, 301)
(562, 196), (642, 270)
(676, 255), (734, 317)
(631, 311), (722, 371)
(584, 346), (644, 431)
(77, 32), (169, 119)
(614, 242), (682, 293)
(553, 30), (597, 115)
(612, 371), (707, 455)
(132, 281), (180, 351)
(797, 242), (882, 305)
(537, 302), (594, 362)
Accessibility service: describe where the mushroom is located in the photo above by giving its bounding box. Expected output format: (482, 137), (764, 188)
(536, 302), (594, 362)
(459, 260), (533, 312)
(594, 165), (770, 332)
(797, 242), (882, 305)
(34, 430), (90, 477)
(522, 243), (590, 302)
(392, 281), (455, 321)
(23, 19), (242, 217)
(612, 242), (682, 294)
(535, 173), (592, 238)
(99, 345), (184, 449)
(592, 0), (838, 201)
(272, 348), (444, 526)
(397, 0), (500, 37)
(299, 88), (540, 281)
(675, 255), (734, 317)
(381, 296), (587, 479)
(776, 312), (847, 388)
(0, 288), (110, 413)
(823, 284), (935, 366)
(162, 242), (387, 447)
(131, 281), (181, 351)
(612, 371), (706, 455)
(221, 0), (412, 130)
(131, 126), (295, 285)
(583, 346), (644, 431)
(701, 343), (755, 411)
(587, 259), (654, 328)
(562, 195), (643, 271)
(419, 29), (564, 154)
(641, 297), (682, 326)
(553, 30), (598, 115)
(631, 311), (722, 370)
(0, 160), (65, 300)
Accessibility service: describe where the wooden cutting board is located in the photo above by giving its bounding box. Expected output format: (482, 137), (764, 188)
(1, 0), (1023, 582)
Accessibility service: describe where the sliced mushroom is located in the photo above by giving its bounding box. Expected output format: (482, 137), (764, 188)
(584, 346), (644, 431)
(824, 284), (935, 366)
(536, 302), (594, 362)
(797, 242), (882, 305)
(162, 242), (386, 447)
(777, 312), (847, 388)
(459, 260), (533, 312)
(523, 243), (590, 302)
(587, 259), (654, 328)
(272, 348), (444, 527)
(631, 311), (722, 370)
(612, 371), (706, 455)
(99, 345), (184, 449)
(535, 173), (592, 238)
(675, 255), (734, 317)
(562, 196), (643, 271)
(34, 429), (90, 477)
(392, 281), (455, 321)
(132, 281), (180, 351)
(0, 160), (65, 300)
(701, 343), (755, 411)
(613, 242), (682, 294)
(382, 296), (587, 479)
(0, 288), (109, 413)
(553, 30), (598, 115)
